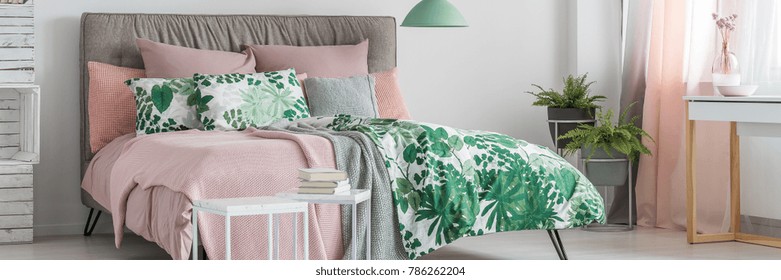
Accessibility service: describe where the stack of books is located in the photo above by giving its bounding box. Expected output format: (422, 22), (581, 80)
(298, 168), (350, 194)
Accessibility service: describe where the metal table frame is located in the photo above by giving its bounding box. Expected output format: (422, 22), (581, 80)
(192, 198), (309, 260)
(277, 189), (372, 260)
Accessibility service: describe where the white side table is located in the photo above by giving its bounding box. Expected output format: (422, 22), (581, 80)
(277, 189), (371, 260)
(192, 196), (309, 260)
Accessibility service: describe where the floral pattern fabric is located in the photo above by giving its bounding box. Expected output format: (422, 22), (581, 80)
(125, 78), (201, 135)
(296, 115), (606, 259)
(193, 69), (310, 131)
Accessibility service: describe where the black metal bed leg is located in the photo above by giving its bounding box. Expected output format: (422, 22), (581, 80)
(553, 230), (568, 260)
(83, 208), (102, 236)
(547, 230), (568, 260)
(546, 230), (563, 259)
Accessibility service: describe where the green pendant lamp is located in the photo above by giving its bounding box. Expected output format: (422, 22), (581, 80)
(401, 0), (468, 27)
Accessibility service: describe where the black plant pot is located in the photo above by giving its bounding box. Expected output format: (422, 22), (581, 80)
(547, 108), (596, 149)
(581, 146), (629, 187)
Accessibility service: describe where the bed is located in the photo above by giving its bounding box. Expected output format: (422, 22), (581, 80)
(79, 13), (605, 260)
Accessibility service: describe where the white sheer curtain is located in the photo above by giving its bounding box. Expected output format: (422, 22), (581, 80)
(734, 0), (781, 93)
(627, 0), (732, 233)
(627, 0), (781, 232)
(729, 0), (781, 225)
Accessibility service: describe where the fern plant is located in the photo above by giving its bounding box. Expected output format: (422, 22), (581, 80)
(527, 73), (607, 109)
(558, 103), (654, 161)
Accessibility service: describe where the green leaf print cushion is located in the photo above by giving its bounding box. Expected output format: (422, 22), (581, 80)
(125, 77), (202, 135)
(193, 69), (310, 131)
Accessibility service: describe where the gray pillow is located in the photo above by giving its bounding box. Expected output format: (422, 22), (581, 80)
(304, 75), (379, 117)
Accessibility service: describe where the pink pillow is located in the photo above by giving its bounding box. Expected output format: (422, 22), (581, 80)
(371, 68), (411, 120)
(246, 40), (369, 78)
(297, 72), (309, 98)
(87, 62), (145, 153)
(136, 38), (256, 78)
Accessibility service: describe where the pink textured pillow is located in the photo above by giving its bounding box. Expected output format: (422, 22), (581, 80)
(246, 40), (369, 78)
(371, 68), (411, 120)
(137, 38), (256, 78)
(88, 62), (145, 153)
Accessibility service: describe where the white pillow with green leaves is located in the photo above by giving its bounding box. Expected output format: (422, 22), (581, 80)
(125, 77), (202, 135)
(193, 69), (310, 131)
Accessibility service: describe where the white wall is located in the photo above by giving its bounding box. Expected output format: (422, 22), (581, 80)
(571, 0), (622, 113)
(32, 0), (621, 235)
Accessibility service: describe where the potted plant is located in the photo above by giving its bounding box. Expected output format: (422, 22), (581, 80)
(527, 73), (606, 148)
(558, 104), (654, 186)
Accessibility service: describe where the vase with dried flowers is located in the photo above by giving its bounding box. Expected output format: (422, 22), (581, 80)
(712, 13), (740, 94)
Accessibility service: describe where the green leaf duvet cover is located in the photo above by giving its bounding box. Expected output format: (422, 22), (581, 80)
(298, 115), (606, 259)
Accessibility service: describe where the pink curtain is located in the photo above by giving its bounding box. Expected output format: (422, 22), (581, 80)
(636, 0), (732, 233)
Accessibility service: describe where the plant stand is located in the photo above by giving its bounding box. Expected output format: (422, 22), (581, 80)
(548, 119), (633, 232)
(580, 158), (634, 232)
(548, 119), (596, 154)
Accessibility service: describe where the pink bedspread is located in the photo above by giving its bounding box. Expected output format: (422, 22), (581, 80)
(102, 129), (343, 260)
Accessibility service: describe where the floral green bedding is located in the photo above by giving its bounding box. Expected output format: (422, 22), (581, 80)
(300, 115), (605, 259)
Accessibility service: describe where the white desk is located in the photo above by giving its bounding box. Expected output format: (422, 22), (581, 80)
(685, 96), (781, 248)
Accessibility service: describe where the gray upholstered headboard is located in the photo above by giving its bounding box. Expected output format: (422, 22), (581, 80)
(79, 13), (397, 174)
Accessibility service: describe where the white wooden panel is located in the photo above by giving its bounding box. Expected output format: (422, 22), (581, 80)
(0, 164), (30, 174)
(0, 25), (32, 34)
(0, 99), (17, 109)
(0, 122), (17, 133)
(0, 215), (31, 228)
(0, 84), (35, 90)
(0, 109), (18, 121)
(0, 48), (32, 60)
(0, 5), (33, 17)
(0, 34), (33, 47)
(0, 133), (18, 145)
(0, 99), (19, 110)
(0, 228), (32, 244)
(0, 89), (19, 99)
(0, 188), (31, 201)
(0, 174), (31, 187)
(0, 201), (32, 215)
(0, 146), (17, 158)
(688, 102), (781, 124)
(10, 151), (35, 162)
(18, 85), (36, 158)
(0, 17), (33, 26)
(0, 60), (32, 70)
(0, 70), (32, 83)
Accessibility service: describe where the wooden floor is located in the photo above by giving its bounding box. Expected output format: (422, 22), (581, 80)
(1, 227), (779, 260)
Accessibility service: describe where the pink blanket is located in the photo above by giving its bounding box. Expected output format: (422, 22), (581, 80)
(108, 128), (344, 260)
(84, 133), (203, 259)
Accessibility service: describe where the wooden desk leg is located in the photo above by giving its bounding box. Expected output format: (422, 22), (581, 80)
(686, 102), (697, 243)
(730, 122), (741, 234)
